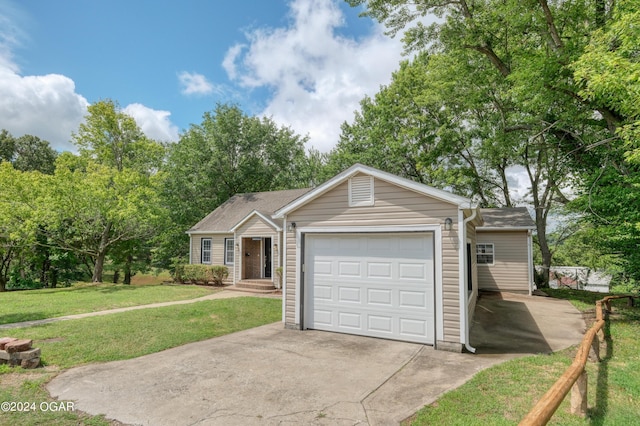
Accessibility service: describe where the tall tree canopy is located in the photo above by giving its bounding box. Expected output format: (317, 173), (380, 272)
(43, 100), (167, 283)
(157, 103), (312, 268)
(342, 0), (637, 282)
(0, 130), (58, 174)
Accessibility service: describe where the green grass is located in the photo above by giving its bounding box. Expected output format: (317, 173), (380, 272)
(408, 289), (640, 425)
(0, 282), (216, 325)
(0, 296), (281, 425)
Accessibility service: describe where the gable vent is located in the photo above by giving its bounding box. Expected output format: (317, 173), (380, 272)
(349, 175), (374, 207)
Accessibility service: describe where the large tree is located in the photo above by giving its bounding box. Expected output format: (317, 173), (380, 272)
(344, 0), (629, 282)
(0, 130), (58, 174)
(42, 154), (165, 283)
(0, 163), (44, 291)
(157, 103), (311, 268)
(43, 100), (167, 283)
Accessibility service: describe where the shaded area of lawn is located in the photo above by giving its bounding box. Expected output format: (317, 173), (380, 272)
(408, 289), (639, 425)
(0, 297), (281, 425)
(0, 283), (216, 325)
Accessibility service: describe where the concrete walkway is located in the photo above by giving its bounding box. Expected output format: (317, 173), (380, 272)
(47, 292), (585, 425)
(0, 289), (254, 330)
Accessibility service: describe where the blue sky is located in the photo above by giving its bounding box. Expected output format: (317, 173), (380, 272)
(0, 0), (406, 152)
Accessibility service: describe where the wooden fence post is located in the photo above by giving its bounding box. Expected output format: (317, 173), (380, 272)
(570, 369), (588, 417)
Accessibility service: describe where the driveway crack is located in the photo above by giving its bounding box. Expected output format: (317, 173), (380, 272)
(359, 344), (426, 424)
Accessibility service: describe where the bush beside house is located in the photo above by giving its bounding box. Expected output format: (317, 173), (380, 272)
(174, 264), (228, 286)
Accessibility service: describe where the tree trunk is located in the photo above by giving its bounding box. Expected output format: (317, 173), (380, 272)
(535, 207), (552, 286)
(0, 276), (5, 292)
(113, 269), (120, 283)
(124, 255), (132, 285)
(92, 221), (112, 283)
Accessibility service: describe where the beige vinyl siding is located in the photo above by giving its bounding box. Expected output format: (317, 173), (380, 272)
(235, 215), (278, 236)
(190, 234), (235, 283)
(284, 175), (462, 342)
(477, 230), (529, 293)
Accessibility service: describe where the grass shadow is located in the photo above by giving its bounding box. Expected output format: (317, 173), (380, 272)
(0, 313), (50, 326)
(589, 316), (612, 424)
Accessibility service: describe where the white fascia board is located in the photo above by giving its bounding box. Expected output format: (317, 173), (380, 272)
(230, 210), (281, 232)
(274, 163), (475, 218)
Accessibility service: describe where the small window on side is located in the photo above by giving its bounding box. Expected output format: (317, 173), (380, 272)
(476, 243), (494, 265)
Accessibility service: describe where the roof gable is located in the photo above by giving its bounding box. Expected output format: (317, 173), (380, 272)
(187, 188), (311, 234)
(274, 163), (474, 218)
(230, 210), (282, 232)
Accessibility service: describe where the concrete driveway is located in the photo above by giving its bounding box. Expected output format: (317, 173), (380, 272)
(47, 292), (585, 425)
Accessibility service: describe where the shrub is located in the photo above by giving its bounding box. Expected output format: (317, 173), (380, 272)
(176, 264), (228, 286)
(209, 265), (229, 286)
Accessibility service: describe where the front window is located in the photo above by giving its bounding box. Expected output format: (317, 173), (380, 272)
(476, 243), (494, 265)
(224, 238), (234, 265)
(201, 238), (212, 264)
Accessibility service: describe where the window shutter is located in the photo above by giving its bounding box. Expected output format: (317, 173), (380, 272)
(349, 176), (374, 207)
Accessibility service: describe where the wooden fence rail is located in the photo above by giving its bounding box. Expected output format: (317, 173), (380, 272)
(519, 295), (637, 426)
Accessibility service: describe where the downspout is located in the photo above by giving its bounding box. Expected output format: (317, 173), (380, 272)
(527, 230), (533, 296)
(188, 234), (192, 264)
(282, 217), (287, 323)
(459, 207), (478, 354)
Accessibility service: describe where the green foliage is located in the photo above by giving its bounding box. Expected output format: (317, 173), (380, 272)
(8, 297), (281, 368)
(0, 283), (214, 325)
(343, 0), (640, 282)
(157, 103), (313, 269)
(0, 130), (58, 174)
(410, 291), (640, 425)
(178, 264), (228, 285)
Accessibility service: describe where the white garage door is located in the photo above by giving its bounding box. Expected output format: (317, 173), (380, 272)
(304, 233), (435, 344)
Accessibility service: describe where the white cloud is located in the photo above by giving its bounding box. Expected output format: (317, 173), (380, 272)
(123, 103), (180, 142)
(177, 71), (217, 96)
(0, 4), (88, 152)
(223, 0), (408, 152)
(0, 67), (89, 152)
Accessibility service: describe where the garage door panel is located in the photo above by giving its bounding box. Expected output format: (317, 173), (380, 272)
(314, 260), (332, 275)
(367, 262), (392, 278)
(367, 288), (392, 305)
(398, 263), (427, 280)
(338, 286), (361, 303)
(368, 315), (393, 333)
(400, 318), (427, 337)
(306, 233), (435, 344)
(338, 261), (361, 277)
(338, 312), (362, 329)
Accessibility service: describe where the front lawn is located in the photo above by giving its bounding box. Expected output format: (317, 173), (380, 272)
(0, 283), (216, 325)
(0, 296), (282, 425)
(407, 289), (639, 425)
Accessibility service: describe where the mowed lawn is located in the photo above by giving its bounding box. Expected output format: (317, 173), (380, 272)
(0, 282), (216, 325)
(407, 289), (640, 425)
(0, 284), (281, 426)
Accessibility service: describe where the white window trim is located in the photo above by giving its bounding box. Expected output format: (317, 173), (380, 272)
(476, 243), (495, 266)
(224, 238), (234, 265)
(201, 238), (212, 264)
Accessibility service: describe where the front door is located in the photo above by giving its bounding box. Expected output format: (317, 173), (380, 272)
(264, 238), (272, 278)
(242, 238), (262, 279)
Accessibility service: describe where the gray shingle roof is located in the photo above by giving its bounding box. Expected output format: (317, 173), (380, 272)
(478, 207), (536, 229)
(187, 188), (312, 233)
